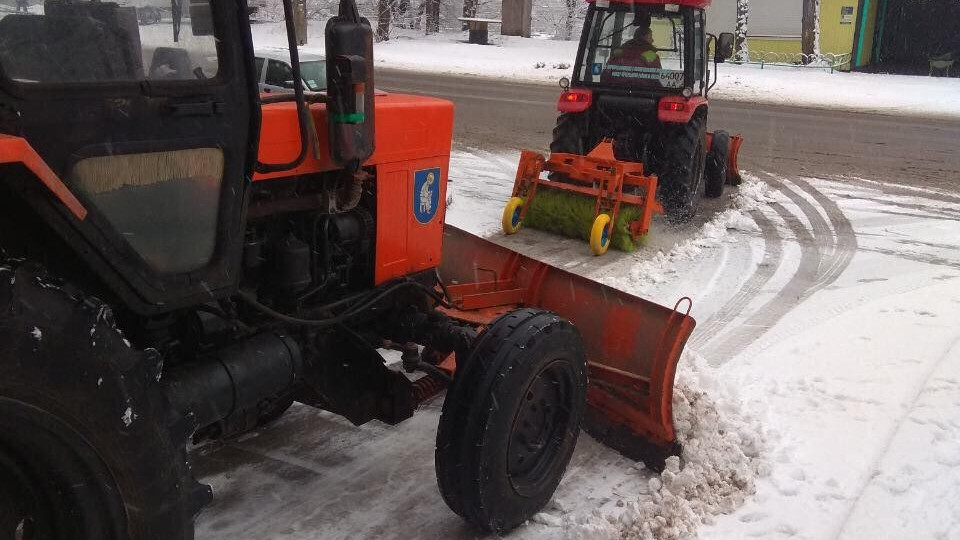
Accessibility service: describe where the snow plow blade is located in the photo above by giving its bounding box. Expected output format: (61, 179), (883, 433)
(438, 225), (696, 471)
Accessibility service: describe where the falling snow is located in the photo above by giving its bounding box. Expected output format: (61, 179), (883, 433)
(121, 406), (137, 427)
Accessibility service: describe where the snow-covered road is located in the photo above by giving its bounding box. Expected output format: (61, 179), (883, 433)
(193, 150), (960, 539)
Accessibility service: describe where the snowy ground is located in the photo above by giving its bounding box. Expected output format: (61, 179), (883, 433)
(194, 147), (960, 540)
(251, 22), (960, 120)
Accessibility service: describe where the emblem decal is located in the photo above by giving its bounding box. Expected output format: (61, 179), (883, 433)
(414, 168), (441, 224)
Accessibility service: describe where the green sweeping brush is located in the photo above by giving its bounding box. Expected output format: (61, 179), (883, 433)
(523, 187), (648, 252)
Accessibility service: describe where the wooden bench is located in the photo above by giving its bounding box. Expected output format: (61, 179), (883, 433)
(457, 17), (501, 45)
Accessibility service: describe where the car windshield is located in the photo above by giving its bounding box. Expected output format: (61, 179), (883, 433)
(579, 7), (685, 89)
(299, 60), (327, 91)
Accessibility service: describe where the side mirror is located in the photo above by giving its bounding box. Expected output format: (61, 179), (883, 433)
(326, 0), (375, 169)
(716, 32), (735, 63)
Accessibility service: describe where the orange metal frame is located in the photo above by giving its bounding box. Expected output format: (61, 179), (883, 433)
(511, 141), (663, 240)
(0, 135), (87, 220)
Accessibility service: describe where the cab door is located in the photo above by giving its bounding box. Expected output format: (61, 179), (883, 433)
(0, 0), (260, 314)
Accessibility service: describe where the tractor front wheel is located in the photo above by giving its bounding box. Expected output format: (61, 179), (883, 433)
(435, 308), (587, 533)
(704, 130), (731, 198)
(0, 261), (205, 540)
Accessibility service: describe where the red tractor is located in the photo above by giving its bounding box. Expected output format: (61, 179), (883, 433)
(0, 1), (694, 538)
(551, 0), (740, 220)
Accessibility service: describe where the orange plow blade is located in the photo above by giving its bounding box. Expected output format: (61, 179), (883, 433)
(439, 225), (696, 470)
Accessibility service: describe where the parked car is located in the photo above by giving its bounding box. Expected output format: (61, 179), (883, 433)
(254, 49), (326, 94)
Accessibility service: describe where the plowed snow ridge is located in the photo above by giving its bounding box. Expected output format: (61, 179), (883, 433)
(534, 352), (769, 540)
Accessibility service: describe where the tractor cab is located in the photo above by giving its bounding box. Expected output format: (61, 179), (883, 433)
(568, 0), (734, 99)
(577, 2), (702, 95)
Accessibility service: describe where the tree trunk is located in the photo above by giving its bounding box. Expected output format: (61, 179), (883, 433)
(735, 0), (749, 61)
(394, 0), (411, 28)
(377, 0), (392, 41)
(425, 0), (440, 34)
(563, 0), (577, 40)
(801, 0), (821, 62)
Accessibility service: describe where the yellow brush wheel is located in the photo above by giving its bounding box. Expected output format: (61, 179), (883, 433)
(589, 214), (612, 255)
(502, 197), (525, 235)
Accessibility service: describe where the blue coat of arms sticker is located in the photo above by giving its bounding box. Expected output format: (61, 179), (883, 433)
(414, 168), (441, 224)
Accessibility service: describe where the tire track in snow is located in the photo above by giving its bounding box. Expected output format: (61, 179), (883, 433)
(697, 173), (858, 362)
(688, 210), (781, 350)
(773, 175), (858, 299)
(705, 199), (821, 361)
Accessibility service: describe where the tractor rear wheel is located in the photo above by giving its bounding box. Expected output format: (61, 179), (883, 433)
(0, 261), (205, 540)
(549, 113), (587, 156)
(549, 113), (588, 183)
(657, 107), (708, 221)
(435, 308), (587, 533)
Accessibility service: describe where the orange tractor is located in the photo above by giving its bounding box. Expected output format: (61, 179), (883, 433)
(0, 0), (693, 537)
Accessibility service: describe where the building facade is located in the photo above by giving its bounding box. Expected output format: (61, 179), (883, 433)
(705, 0), (957, 75)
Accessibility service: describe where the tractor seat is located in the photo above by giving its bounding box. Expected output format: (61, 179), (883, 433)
(149, 47), (193, 80)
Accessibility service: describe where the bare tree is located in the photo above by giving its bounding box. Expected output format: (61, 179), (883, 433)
(376, 0), (392, 40)
(735, 0), (749, 61)
(801, 0), (821, 61)
(424, 0), (440, 33)
(560, 0), (583, 40)
(462, 0), (478, 23)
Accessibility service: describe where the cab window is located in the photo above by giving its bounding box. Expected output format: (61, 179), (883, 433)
(579, 5), (686, 89)
(0, 1), (219, 85)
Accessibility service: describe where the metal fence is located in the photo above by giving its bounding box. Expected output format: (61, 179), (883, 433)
(733, 52), (853, 73)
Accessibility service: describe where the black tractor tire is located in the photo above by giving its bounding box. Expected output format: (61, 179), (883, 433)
(0, 261), (206, 540)
(657, 107), (708, 221)
(549, 112), (587, 156)
(548, 113), (588, 183)
(704, 130), (731, 198)
(435, 308), (587, 534)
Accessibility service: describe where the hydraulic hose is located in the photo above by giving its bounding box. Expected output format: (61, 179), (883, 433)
(235, 279), (453, 328)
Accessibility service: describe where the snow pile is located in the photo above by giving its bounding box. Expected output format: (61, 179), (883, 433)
(603, 179), (771, 294)
(559, 352), (768, 540)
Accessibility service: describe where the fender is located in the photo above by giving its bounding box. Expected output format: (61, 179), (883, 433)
(657, 96), (708, 124)
(0, 134), (87, 220)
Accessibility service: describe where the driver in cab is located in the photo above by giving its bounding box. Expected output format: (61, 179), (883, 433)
(600, 13), (662, 84)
